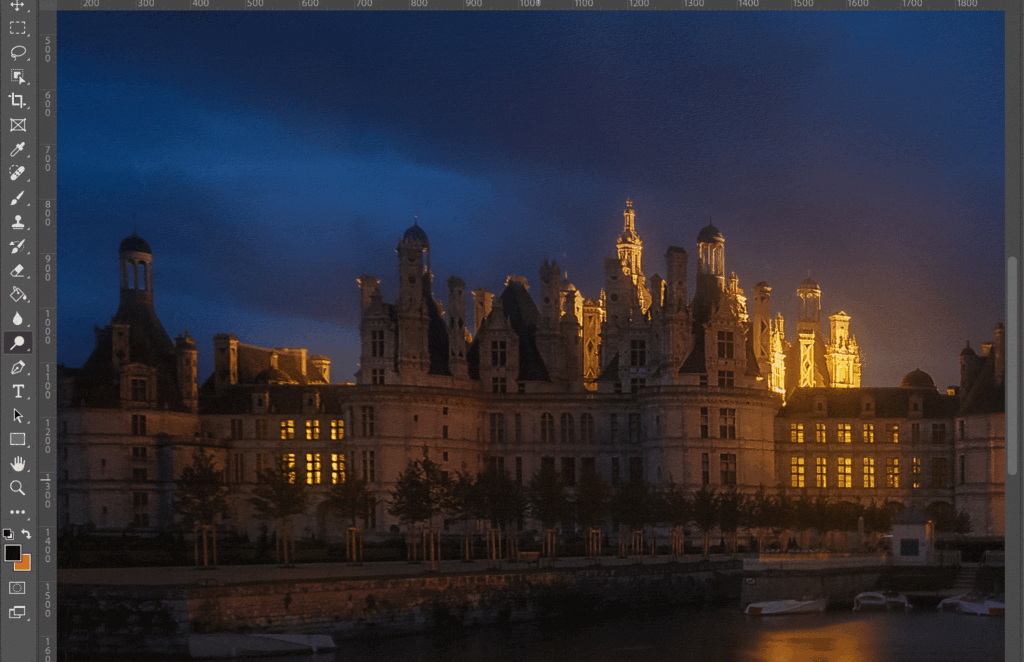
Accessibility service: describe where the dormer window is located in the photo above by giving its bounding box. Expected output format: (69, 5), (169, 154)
(131, 379), (147, 402)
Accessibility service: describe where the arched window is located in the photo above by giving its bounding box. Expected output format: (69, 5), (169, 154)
(139, 262), (147, 291)
(580, 413), (595, 445)
(540, 413), (554, 444)
(560, 413), (574, 444)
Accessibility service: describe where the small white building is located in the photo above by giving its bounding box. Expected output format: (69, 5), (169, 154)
(890, 506), (934, 565)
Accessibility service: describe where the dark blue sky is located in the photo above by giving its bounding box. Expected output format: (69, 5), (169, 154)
(57, 12), (1005, 389)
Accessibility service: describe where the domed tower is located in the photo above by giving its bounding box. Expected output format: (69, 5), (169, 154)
(119, 231), (154, 307)
(693, 221), (725, 323)
(796, 278), (823, 389)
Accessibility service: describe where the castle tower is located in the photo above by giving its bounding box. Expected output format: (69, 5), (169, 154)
(396, 222), (431, 375)
(447, 275), (469, 379)
(826, 311), (861, 388)
(751, 282), (772, 367)
(796, 278), (823, 389)
(213, 333), (239, 393)
(770, 313), (787, 395)
(119, 231), (154, 307)
(357, 275), (394, 385)
(693, 222), (725, 323)
(175, 331), (198, 412)
(612, 199), (652, 312)
(663, 246), (689, 368)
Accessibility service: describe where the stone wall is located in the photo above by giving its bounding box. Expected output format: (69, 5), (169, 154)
(60, 561), (742, 656)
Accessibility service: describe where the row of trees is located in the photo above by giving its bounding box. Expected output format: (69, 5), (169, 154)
(172, 448), (971, 566)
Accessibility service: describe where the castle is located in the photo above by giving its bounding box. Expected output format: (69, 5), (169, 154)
(57, 202), (1004, 541)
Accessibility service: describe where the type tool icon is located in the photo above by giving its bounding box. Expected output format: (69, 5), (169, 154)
(4, 544), (31, 571)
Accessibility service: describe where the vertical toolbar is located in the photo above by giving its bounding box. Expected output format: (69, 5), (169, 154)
(1, 0), (53, 658)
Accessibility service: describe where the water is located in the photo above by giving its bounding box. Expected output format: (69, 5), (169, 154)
(327, 608), (1005, 662)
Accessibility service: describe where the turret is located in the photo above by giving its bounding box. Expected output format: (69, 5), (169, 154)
(448, 275), (468, 378)
(213, 333), (239, 393)
(175, 331), (198, 412)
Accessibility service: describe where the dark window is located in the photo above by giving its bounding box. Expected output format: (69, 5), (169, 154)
(131, 446), (147, 460)
(492, 377), (507, 394)
(900, 539), (920, 556)
(700, 407), (709, 439)
(131, 414), (146, 436)
(911, 423), (920, 443)
(362, 450), (376, 482)
(371, 369), (385, 385)
(442, 425), (448, 440)
(560, 414), (575, 444)
(361, 406), (375, 436)
(541, 456), (556, 474)
(610, 414), (619, 443)
(932, 457), (948, 488)
(561, 457), (576, 486)
(611, 457), (620, 486)
(515, 457), (523, 485)
(628, 413), (641, 444)
(719, 408), (736, 439)
(630, 339), (646, 367)
(489, 413), (506, 444)
(717, 330), (734, 359)
(230, 419), (243, 440)
(629, 457), (643, 483)
(717, 370), (734, 388)
(701, 453), (710, 486)
(133, 514), (150, 528)
(370, 330), (385, 357)
(132, 492), (148, 507)
(720, 453), (737, 486)
(581, 456), (596, 475)
(959, 454), (966, 485)
(132, 468), (148, 482)
(131, 379), (146, 402)
(490, 340), (507, 367)
(541, 413), (555, 444)
(699, 374), (708, 388)
(932, 423), (946, 443)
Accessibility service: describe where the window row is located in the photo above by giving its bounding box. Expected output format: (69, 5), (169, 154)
(788, 422), (946, 444)
(222, 408), (378, 441)
(789, 456), (949, 490)
(699, 407), (736, 440)
(239, 451), (377, 484)
(487, 412), (642, 445)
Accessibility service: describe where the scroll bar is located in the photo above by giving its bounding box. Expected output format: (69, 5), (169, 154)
(1009, 256), (1018, 475)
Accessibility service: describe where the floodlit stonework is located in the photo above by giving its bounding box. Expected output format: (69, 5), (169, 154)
(57, 206), (1003, 541)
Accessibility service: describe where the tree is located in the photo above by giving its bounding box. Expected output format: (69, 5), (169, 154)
(691, 485), (718, 559)
(388, 448), (451, 562)
(792, 495), (816, 549)
(528, 463), (570, 530)
(611, 477), (656, 532)
(574, 466), (611, 532)
(323, 476), (373, 528)
(715, 488), (745, 553)
(476, 465), (526, 558)
(249, 458), (310, 564)
(926, 501), (973, 536)
(173, 448), (229, 567)
(743, 485), (773, 552)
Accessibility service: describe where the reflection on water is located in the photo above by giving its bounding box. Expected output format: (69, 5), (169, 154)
(328, 609), (1004, 662)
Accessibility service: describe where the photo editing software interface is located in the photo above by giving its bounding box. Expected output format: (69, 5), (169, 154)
(0, 5), (1021, 662)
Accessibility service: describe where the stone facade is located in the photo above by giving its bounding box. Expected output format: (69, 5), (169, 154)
(57, 205), (1003, 541)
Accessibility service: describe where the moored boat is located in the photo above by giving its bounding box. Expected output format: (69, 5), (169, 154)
(853, 591), (911, 612)
(745, 596), (827, 615)
(955, 593), (1005, 616)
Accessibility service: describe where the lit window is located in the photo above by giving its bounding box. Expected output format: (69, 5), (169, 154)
(886, 458), (899, 488)
(330, 419), (344, 440)
(838, 457), (852, 488)
(837, 423), (851, 443)
(886, 424), (899, 443)
(862, 423), (874, 443)
(330, 453), (345, 484)
(306, 453), (321, 485)
(912, 457), (921, 488)
(815, 457), (827, 488)
(863, 457), (875, 488)
(280, 420), (295, 440)
(790, 423), (804, 444)
(281, 453), (296, 483)
(306, 419), (320, 440)
(790, 457), (805, 488)
(815, 423), (826, 443)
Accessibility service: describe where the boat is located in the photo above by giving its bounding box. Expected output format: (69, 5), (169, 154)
(745, 596), (827, 615)
(937, 594), (970, 612)
(188, 634), (337, 658)
(954, 593), (1005, 616)
(853, 591), (912, 612)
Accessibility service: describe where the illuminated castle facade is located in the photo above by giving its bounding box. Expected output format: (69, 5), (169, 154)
(57, 204), (1004, 542)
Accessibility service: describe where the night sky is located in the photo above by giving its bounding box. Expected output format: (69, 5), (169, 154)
(57, 12), (1005, 390)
